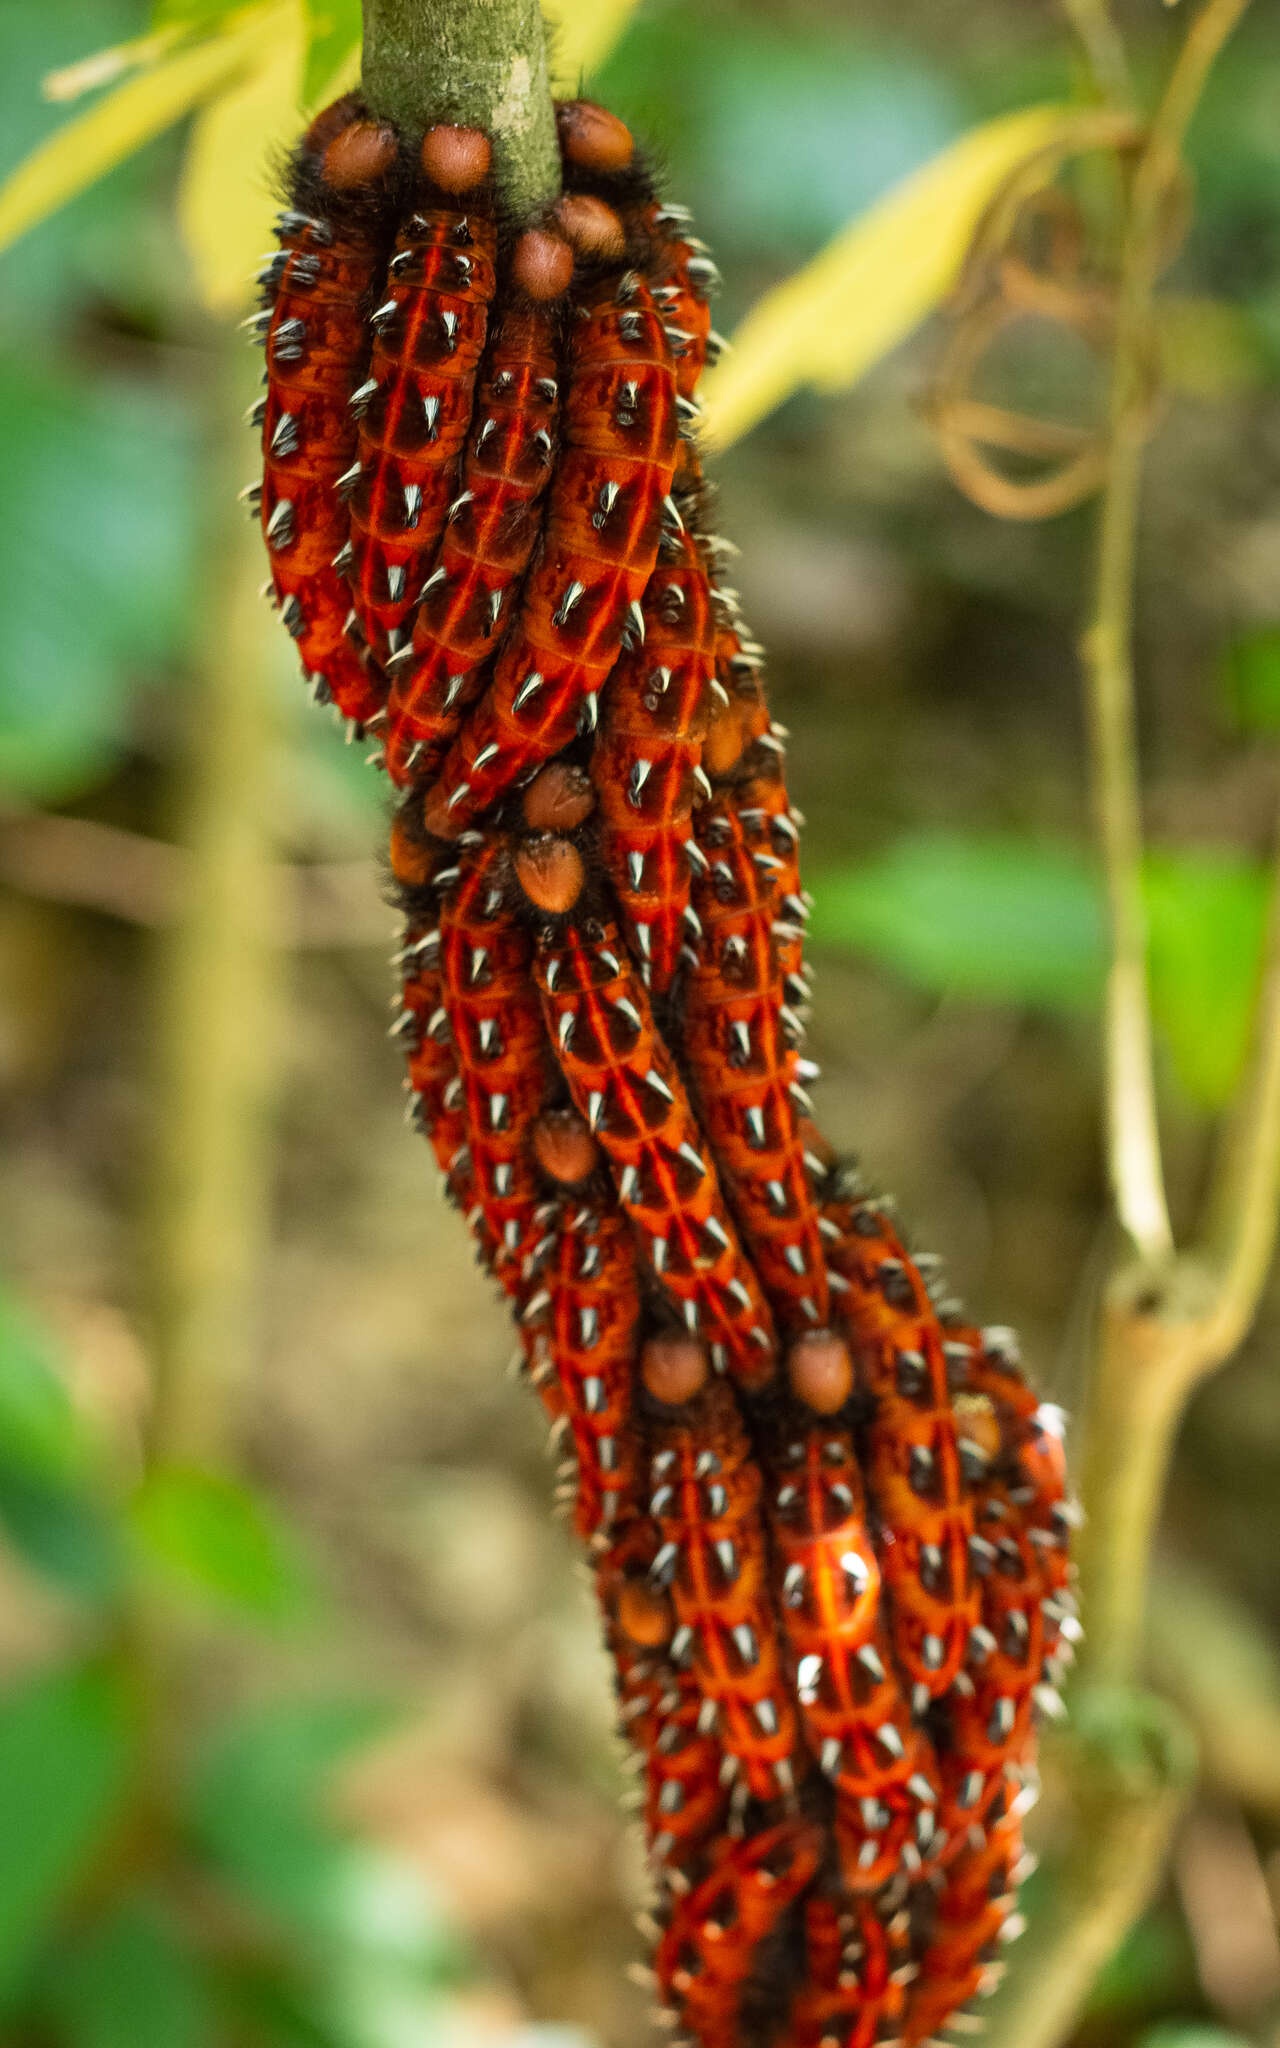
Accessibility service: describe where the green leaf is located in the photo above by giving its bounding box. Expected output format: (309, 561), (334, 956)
(130, 1465), (314, 1624)
(810, 832), (1273, 1111)
(0, 353), (198, 801)
(703, 103), (1135, 449)
(301, 0), (360, 105)
(1137, 2028), (1255, 2048)
(0, 21), (260, 256)
(40, 1898), (214, 2048)
(187, 1697), (395, 1939)
(1145, 850), (1269, 1109)
(0, 1469), (121, 1606)
(1222, 623), (1280, 733)
(808, 833), (1105, 1010)
(0, 1663), (134, 2009)
(0, 1281), (82, 1482)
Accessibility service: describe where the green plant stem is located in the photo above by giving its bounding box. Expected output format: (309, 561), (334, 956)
(361, 0), (560, 214)
(1078, 0), (1259, 1678)
(1083, 211), (1172, 1266)
(1061, 0), (1133, 107)
(144, 337), (284, 1466)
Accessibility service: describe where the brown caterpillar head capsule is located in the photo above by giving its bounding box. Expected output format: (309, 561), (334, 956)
(702, 696), (748, 780)
(556, 98), (635, 174)
(554, 193), (627, 261)
(512, 227), (575, 302)
(787, 1331), (854, 1415)
(532, 1107), (599, 1185)
(617, 1577), (673, 1648)
(954, 1389), (1003, 1463)
(641, 1333), (710, 1407)
(420, 123), (492, 192)
(523, 762), (595, 833)
(389, 811), (436, 890)
(515, 834), (585, 913)
(322, 119), (399, 189)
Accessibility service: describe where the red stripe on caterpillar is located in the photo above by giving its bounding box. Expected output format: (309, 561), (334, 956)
(346, 189), (498, 664)
(768, 1430), (933, 1808)
(823, 1193), (981, 1699)
(437, 835), (550, 1288)
(420, 271), (680, 836)
(523, 1204), (640, 1539)
(256, 97), (399, 729)
(382, 299), (563, 783)
(396, 922), (471, 1199)
(901, 1810), (1025, 2045)
(780, 1894), (910, 2048)
(685, 790), (833, 1339)
(597, 1520), (731, 1884)
(534, 920), (776, 1389)
(591, 523), (716, 993)
(654, 1821), (822, 2048)
(648, 1381), (804, 1802)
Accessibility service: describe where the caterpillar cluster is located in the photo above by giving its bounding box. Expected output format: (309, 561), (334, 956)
(251, 89), (1078, 2048)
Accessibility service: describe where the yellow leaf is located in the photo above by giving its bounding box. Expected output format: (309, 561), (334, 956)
(542, 0), (642, 88)
(178, 0), (306, 314)
(0, 20), (263, 256)
(43, 27), (186, 104)
(701, 104), (1130, 451)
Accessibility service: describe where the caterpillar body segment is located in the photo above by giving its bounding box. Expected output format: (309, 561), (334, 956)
(592, 525), (716, 993)
(534, 922), (776, 1390)
(524, 1206), (640, 1538)
(780, 1895), (909, 2048)
(937, 1486), (1046, 1836)
(421, 274), (680, 836)
(258, 101), (399, 728)
(597, 1522), (731, 1880)
(648, 1383), (803, 1802)
(396, 922), (472, 1202)
(824, 1200), (981, 1700)
(900, 1812), (1024, 2046)
(768, 1431), (931, 1808)
(642, 199), (717, 402)
(654, 1821), (823, 2048)
(685, 792), (832, 1337)
(437, 837), (549, 1290)
(347, 192), (498, 663)
(383, 299), (563, 783)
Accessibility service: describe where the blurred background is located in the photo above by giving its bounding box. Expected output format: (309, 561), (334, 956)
(1, 1), (1279, 2044)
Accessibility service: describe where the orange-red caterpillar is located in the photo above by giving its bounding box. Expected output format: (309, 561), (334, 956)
(534, 921), (776, 1389)
(655, 1821), (822, 2048)
(597, 1520), (730, 1880)
(768, 1432), (934, 1825)
(437, 835), (549, 1289)
(648, 1382), (804, 1801)
(421, 271), (680, 836)
(824, 1194), (981, 1702)
(937, 1481), (1046, 1839)
(345, 186), (497, 664)
(382, 299), (562, 783)
(255, 97), (397, 730)
(781, 1895), (910, 2048)
(396, 921), (471, 1198)
(901, 1811), (1025, 2045)
(591, 524), (716, 993)
(685, 791), (833, 1338)
(523, 1206), (639, 1538)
